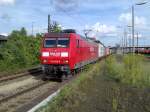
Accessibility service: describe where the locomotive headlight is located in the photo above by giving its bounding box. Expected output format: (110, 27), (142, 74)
(42, 52), (49, 57)
(63, 60), (69, 64)
(43, 59), (48, 63)
(61, 52), (68, 57)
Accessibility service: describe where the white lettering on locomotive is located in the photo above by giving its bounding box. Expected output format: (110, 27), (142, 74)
(49, 52), (61, 57)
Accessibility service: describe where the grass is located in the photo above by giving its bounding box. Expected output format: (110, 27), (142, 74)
(37, 62), (104, 112)
(105, 54), (150, 88)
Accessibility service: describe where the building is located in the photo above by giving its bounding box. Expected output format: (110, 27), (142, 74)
(0, 35), (7, 46)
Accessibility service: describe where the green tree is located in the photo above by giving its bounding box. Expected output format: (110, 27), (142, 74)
(0, 27), (41, 73)
(51, 21), (62, 33)
(20, 27), (27, 36)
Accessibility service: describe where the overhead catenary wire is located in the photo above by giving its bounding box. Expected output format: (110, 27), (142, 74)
(50, 0), (91, 33)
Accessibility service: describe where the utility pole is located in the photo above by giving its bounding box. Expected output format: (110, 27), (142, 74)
(132, 5), (135, 53)
(137, 32), (139, 54)
(126, 31), (128, 51)
(137, 33), (139, 47)
(124, 29), (127, 53)
(48, 14), (51, 33)
(131, 2), (148, 54)
(123, 33), (125, 54)
(122, 35), (124, 54)
(32, 22), (34, 36)
(127, 25), (132, 53)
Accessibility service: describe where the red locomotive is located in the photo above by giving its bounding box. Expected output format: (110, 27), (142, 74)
(40, 30), (108, 79)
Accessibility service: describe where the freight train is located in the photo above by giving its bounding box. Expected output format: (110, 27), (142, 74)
(40, 30), (110, 80)
(136, 48), (150, 54)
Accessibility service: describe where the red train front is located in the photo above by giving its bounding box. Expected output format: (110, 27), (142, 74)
(40, 30), (99, 79)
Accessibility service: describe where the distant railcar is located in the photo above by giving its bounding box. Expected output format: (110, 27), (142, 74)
(105, 47), (110, 56)
(95, 40), (106, 58)
(138, 48), (150, 54)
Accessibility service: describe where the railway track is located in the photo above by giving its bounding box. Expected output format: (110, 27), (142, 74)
(0, 73), (77, 112)
(0, 67), (44, 103)
(0, 67), (50, 112)
(0, 81), (47, 104)
(0, 67), (42, 84)
(0, 66), (79, 112)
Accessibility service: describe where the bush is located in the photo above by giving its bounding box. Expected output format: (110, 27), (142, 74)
(0, 28), (42, 73)
(105, 55), (150, 88)
(105, 56), (124, 81)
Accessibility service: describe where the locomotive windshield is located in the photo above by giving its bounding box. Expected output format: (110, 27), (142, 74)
(44, 38), (57, 48)
(57, 38), (69, 48)
(44, 38), (69, 48)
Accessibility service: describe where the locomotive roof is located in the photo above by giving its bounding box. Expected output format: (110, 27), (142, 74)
(44, 32), (104, 46)
(44, 32), (70, 38)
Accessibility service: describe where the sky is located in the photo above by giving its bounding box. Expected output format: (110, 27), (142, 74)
(0, 0), (150, 46)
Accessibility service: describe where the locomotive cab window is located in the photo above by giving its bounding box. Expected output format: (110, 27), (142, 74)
(44, 38), (56, 48)
(57, 38), (69, 48)
(44, 38), (69, 48)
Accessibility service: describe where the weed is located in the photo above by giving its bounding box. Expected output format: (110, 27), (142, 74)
(105, 54), (150, 88)
(36, 62), (103, 112)
(36, 57), (150, 112)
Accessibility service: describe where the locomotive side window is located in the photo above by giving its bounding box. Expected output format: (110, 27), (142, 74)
(57, 38), (69, 48)
(44, 38), (56, 48)
(76, 39), (79, 48)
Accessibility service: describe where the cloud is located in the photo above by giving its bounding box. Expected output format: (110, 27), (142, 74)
(119, 12), (147, 27)
(1, 13), (11, 21)
(53, 0), (79, 12)
(85, 22), (117, 38)
(0, 0), (15, 5)
(92, 22), (117, 33)
(127, 33), (142, 39)
(0, 33), (8, 36)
